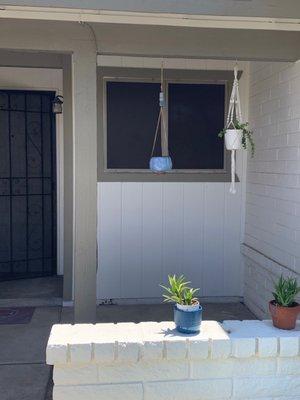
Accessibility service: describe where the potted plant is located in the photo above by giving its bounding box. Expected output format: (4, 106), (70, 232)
(269, 275), (300, 330)
(160, 274), (202, 334)
(218, 120), (255, 157)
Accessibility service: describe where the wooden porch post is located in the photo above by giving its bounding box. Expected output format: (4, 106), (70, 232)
(72, 47), (97, 323)
(62, 55), (73, 303)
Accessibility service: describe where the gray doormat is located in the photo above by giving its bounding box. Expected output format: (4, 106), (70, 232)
(0, 307), (35, 324)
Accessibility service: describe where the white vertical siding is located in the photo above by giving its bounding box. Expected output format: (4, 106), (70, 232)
(97, 57), (248, 302)
(97, 182), (243, 301)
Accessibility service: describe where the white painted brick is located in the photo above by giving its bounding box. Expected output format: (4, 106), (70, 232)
(233, 358), (277, 377)
(115, 323), (143, 362)
(94, 342), (116, 363)
(255, 149), (278, 161)
(278, 147), (299, 161)
(191, 357), (277, 380)
(285, 160), (300, 174)
(233, 376), (300, 398)
(210, 338), (231, 359)
(165, 340), (187, 360)
(278, 357), (300, 375)
(191, 359), (233, 379)
(69, 343), (92, 364)
(246, 61), (300, 321)
(291, 103), (300, 118)
(288, 132), (300, 146)
(93, 324), (117, 363)
(97, 360), (189, 383)
(53, 383), (143, 400)
(144, 379), (232, 400)
(261, 99), (279, 115)
(68, 325), (94, 363)
(231, 338), (256, 358)
(189, 339), (209, 359)
(257, 337), (278, 357)
(140, 322), (166, 361)
(53, 364), (98, 385)
(279, 337), (299, 357)
(268, 134), (288, 148)
(46, 344), (68, 365)
(117, 342), (141, 363)
(49, 320), (300, 400)
(142, 341), (164, 360)
(279, 118), (300, 134)
(46, 324), (73, 365)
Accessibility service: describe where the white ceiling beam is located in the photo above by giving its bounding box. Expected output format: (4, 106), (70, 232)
(0, 5), (300, 31)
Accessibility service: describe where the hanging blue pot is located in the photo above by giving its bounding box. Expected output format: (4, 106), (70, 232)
(174, 304), (202, 334)
(149, 156), (172, 173)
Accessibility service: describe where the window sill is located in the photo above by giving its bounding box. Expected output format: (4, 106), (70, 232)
(98, 171), (240, 183)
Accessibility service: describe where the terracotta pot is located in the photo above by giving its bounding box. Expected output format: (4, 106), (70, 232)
(269, 300), (300, 330)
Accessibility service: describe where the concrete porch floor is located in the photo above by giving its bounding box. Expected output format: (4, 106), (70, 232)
(0, 276), (63, 307)
(0, 302), (256, 400)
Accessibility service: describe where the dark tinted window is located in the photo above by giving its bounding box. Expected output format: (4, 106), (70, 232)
(168, 83), (225, 169)
(106, 81), (225, 170)
(106, 81), (160, 169)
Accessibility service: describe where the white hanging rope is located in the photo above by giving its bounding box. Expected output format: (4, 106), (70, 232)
(151, 61), (169, 158)
(226, 65), (242, 128)
(230, 150), (236, 194)
(226, 64), (242, 195)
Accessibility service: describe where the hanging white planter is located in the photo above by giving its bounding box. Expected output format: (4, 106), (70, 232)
(220, 63), (244, 195)
(225, 129), (243, 151)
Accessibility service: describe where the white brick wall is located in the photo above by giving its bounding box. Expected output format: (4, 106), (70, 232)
(244, 61), (300, 318)
(47, 320), (300, 400)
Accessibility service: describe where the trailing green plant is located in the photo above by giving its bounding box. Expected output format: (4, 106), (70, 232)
(160, 274), (199, 305)
(218, 120), (255, 157)
(272, 275), (300, 307)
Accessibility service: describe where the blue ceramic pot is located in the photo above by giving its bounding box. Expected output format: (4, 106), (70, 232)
(150, 156), (172, 173)
(174, 305), (202, 334)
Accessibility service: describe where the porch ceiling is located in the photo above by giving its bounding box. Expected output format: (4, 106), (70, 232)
(92, 23), (300, 62)
(0, 19), (299, 63)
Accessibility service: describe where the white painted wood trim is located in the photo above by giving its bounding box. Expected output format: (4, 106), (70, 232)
(1, 6), (300, 31)
(97, 55), (249, 70)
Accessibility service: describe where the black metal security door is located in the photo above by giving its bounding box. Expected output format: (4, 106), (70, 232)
(0, 90), (57, 280)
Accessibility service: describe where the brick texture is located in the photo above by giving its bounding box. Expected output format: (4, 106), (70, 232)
(47, 320), (300, 400)
(244, 61), (300, 319)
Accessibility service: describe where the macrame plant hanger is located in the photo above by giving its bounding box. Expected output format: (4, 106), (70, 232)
(226, 63), (242, 194)
(149, 61), (172, 173)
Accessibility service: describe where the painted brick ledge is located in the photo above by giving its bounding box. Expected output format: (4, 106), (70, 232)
(46, 320), (300, 365)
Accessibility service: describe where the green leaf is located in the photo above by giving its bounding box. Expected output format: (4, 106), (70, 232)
(160, 274), (200, 306)
(272, 275), (300, 307)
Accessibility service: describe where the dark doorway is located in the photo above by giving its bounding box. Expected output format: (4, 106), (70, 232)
(0, 90), (57, 280)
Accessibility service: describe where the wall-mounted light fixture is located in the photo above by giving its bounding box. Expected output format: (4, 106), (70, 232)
(52, 95), (64, 114)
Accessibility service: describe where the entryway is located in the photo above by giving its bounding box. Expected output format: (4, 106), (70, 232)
(0, 90), (57, 281)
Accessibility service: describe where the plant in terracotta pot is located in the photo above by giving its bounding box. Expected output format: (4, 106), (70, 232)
(269, 275), (300, 330)
(160, 274), (202, 334)
(218, 120), (255, 157)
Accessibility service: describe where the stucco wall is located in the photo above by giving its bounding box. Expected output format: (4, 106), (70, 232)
(244, 61), (300, 318)
(97, 58), (249, 302)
